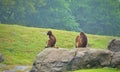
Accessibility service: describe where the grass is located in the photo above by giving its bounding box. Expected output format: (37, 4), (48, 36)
(74, 68), (120, 72)
(0, 24), (119, 71)
(0, 24), (119, 65)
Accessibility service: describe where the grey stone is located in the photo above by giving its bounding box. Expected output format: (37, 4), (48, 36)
(30, 48), (75, 72)
(68, 48), (113, 70)
(30, 48), (120, 72)
(108, 39), (120, 52)
(111, 52), (120, 68)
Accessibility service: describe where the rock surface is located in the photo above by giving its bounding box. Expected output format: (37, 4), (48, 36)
(68, 48), (113, 70)
(108, 39), (120, 52)
(30, 48), (75, 72)
(0, 53), (4, 62)
(111, 52), (120, 68)
(30, 48), (120, 72)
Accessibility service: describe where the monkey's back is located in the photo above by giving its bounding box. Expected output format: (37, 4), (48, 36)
(49, 35), (56, 47)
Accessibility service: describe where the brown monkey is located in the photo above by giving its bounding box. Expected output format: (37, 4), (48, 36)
(45, 31), (56, 48)
(75, 32), (88, 48)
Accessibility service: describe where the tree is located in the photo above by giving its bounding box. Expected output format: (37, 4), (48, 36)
(0, 0), (120, 36)
(69, 0), (120, 36)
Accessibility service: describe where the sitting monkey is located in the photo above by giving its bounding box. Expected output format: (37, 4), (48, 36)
(75, 32), (88, 48)
(45, 31), (56, 48)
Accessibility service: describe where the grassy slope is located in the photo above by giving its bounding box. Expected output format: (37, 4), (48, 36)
(0, 24), (119, 71)
(0, 24), (119, 65)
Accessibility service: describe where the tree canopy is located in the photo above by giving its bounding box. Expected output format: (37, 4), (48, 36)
(0, 0), (120, 36)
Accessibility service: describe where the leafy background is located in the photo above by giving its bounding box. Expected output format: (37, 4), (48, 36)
(0, 0), (120, 36)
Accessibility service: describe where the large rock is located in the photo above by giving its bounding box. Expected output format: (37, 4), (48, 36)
(30, 48), (76, 72)
(111, 52), (120, 68)
(0, 53), (4, 62)
(68, 48), (113, 70)
(30, 48), (120, 72)
(108, 39), (120, 52)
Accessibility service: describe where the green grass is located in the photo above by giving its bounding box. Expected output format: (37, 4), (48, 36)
(74, 68), (120, 72)
(0, 24), (119, 72)
(0, 24), (119, 65)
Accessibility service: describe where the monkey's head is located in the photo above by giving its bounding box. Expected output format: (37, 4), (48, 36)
(80, 32), (85, 36)
(47, 31), (52, 36)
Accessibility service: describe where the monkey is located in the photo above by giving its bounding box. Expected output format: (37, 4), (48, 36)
(75, 32), (88, 48)
(45, 31), (57, 48)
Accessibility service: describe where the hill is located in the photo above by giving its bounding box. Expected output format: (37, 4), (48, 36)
(0, 24), (119, 65)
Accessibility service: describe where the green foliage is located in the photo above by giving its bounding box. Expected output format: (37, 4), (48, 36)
(69, 0), (120, 36)
(0, 0), (120, 36)
(0, 0), (80, 31)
